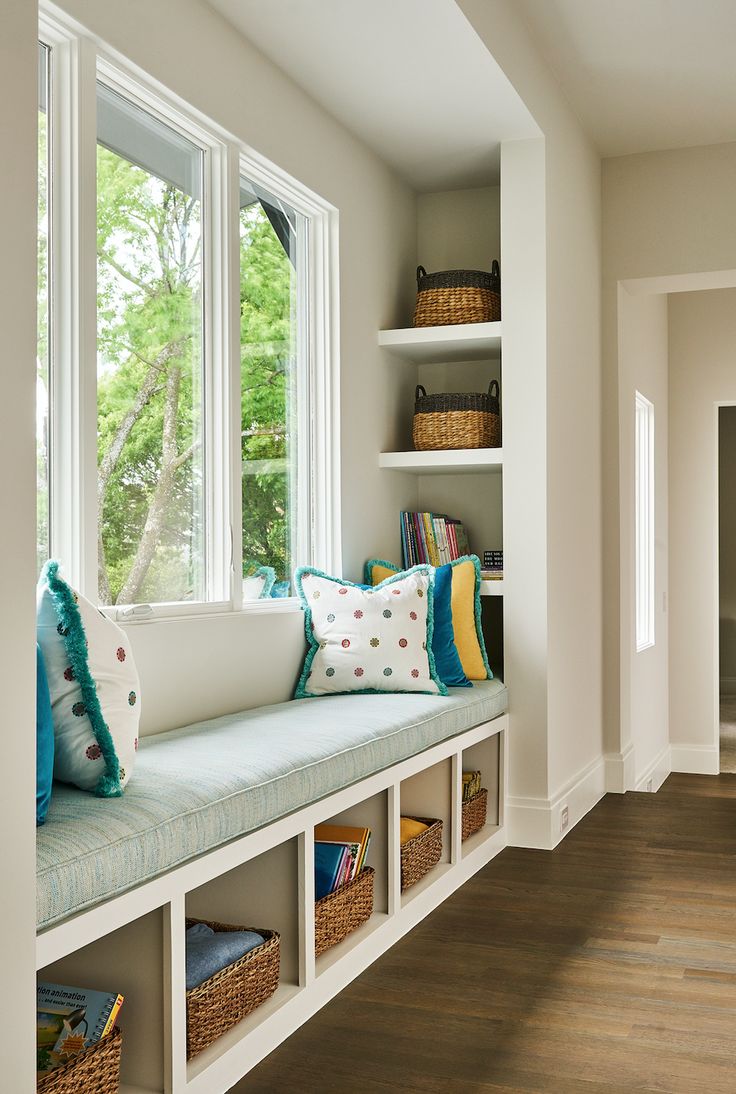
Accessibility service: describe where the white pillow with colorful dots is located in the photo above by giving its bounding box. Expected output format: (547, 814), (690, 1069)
(294, 565), (446, 698)
(36, 561), (140, 796)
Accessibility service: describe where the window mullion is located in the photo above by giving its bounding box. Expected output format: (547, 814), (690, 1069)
(49, 33), (98, 599)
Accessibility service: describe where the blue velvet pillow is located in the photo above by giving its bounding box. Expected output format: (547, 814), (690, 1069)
(364, 560), (470, 688)
(36, 643), (54, 826)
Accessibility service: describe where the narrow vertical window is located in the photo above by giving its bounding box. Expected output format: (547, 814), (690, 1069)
(239, 177), (307, 597)
(635, 391), (655, 651)
(96, 85), (205, 606)
(37, 42), (51, 573)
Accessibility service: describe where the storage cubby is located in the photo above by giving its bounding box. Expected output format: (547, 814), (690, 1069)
(399, 757), (453, 902)
(314, 791), (389, 974)
(38, 909), (165, 1094)
(461, 735), (501, 858)
(184, 838), (301, 1080)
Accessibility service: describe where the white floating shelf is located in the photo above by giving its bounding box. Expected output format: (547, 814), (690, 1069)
(379, 448), (503, 475)
(378, 322), (501, 364)
(480, 580), (503, 597)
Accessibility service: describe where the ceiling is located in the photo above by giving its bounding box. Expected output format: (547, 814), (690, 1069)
(205, 0), (538, 192)
(519, 0), (736, 157)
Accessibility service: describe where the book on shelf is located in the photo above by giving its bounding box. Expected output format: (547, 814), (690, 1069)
(399, 512), (472, 570)
(462, 770), (482, 802)
(314, 824), (372, 899)
(480, 570), (503, 581)
(37, 982), (124, 1077)
(483, 550), (503, 571)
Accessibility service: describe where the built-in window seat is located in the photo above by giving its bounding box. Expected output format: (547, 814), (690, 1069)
(36, 680), (508, 1092)
(37, 680), (507, 929)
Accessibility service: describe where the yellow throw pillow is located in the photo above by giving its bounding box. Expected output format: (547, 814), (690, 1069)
(448, 557), (489, 680)
(400, 817), (429, 845)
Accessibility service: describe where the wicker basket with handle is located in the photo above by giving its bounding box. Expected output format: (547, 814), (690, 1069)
(37, 1026), (122, 1094)
(185, 919), (280, 1059)
(461, 787), (488, 841)
(413, 261), (500, 327)
(315, 867), (375, 956)
(413, 381), (500, 451)
(400, 817), (443, 891)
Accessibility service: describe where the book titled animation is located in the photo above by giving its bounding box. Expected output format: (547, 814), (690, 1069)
(37, 982), (124, 1077)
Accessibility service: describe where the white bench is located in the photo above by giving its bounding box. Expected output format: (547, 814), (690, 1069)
(36, 680), (508, 1094)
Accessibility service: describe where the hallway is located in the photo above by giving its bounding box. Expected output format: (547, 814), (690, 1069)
(238, 775), (736, 1093)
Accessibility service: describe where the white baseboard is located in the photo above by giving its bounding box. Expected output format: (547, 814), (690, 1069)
(507, 755), (606, 850)
(670, 744), (719, 775)
(634, 744), (671, 792)
(604, 742), (636, 793)
(720, 677), (736, 696)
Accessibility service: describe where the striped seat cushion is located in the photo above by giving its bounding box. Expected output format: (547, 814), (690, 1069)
(37, 679), (507, 929)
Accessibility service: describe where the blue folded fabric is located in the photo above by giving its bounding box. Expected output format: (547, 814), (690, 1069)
(185, 923), (266, 990)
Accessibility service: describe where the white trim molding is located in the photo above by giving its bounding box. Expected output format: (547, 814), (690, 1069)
(507, 755), (606, 850)
(604, 741), (636, 793)
(670, 744), (720, 775)
(634, 744), (671, 792)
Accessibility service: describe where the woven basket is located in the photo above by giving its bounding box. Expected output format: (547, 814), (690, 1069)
(37, 1026), (122, 1094)
(413, 262), (500, 327)
(413, 381), (500, 451)
(461, 788), (488, 842)
(401, 818), (443, 891)
(185, 919), (280, 1059)
(315, 867), (375, 956)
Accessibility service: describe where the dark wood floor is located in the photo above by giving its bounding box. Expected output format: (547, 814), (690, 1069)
(234, 775), (736, 1093)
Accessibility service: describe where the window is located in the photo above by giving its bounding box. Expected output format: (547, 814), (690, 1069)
(37, 17), (338, 617)
(239, 178), (306, 593)
(96, 85), (205, 606)
(635, 391), (654, 651)
(37, 42), (51, 573)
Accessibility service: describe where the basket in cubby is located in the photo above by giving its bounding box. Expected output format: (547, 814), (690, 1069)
(461, 787), (488, 842)
(185, 918), (280, 1059)
(37, 1026), (122, 1094)
(315, 866), (375, 956)
(400, 817), (443, 891)
(413, 261), (501, 327)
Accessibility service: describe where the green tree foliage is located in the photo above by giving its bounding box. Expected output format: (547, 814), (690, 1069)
(239, 204), (294, 582)
(95, 147), (293, 604)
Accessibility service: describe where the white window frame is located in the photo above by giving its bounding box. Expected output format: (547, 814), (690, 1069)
(39, 5), (340, 621)
(635, 391), (655, 652)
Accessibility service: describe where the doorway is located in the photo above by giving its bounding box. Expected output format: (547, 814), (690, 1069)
(718, 405), (736, 772)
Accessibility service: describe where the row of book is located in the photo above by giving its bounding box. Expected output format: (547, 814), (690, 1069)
(37, 982), (124, 1078)
(400, 511), (470, 569)
(314, 823), (372, 901)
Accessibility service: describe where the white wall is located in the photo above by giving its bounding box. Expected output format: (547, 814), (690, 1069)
(719, 406), (736, 690)
(0, 2), (40, 1087)
(617, 290), (669, 787)
(51, 0), (420, 730)
(669, 288), (736, 772)
(603, 143), (736, 777)
(459, 0), (603, 845)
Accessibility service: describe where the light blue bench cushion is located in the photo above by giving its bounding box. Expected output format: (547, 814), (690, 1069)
(37, 679), (507, 929)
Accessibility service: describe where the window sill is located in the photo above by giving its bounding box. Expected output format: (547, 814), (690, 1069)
(113, 598), (303, 626)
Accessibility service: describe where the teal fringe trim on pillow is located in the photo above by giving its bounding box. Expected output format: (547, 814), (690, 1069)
(42, 561), (123, 798)
(294, 565), (447, 699)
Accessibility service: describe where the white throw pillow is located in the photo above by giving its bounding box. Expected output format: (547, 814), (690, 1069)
(295, 566), (446, 698)
(37, 562), (140, 795)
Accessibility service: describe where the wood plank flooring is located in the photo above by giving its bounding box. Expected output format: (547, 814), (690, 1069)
(233, 775), (736, 1093)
